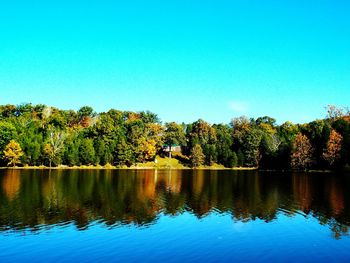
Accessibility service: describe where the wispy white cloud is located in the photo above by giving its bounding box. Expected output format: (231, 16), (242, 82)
(228, 101), (249, 113)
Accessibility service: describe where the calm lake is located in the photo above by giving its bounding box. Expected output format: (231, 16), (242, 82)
(0, 169), (349, 262)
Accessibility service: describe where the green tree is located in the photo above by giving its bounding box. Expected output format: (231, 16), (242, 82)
(203, 144), (217, 166)
(63, 135), (81, 166)
(255, 116), (276, 126)
(78, 106), (95, 119)
(0, 121), (17, 152)
(302, 120), (330, 168)
(259, 133), (281, 168)
(79, 138), (96, 165)
(17, 122), (43, 166)
(20, 135), (42, 166)
(242, 128), (263, 167)
(94, 139), (113, 165)
(213, 124), (236, 167)
(0, 104), (16, 118)
(163, 122), (186, 158)
(139, 111), (160, 124)
(230, 151), (238, 167)
(78, 106), (95, 127)
(188, 119), (217, 165)
(236, 150), (244, 167)
(115, 140), (134, 166)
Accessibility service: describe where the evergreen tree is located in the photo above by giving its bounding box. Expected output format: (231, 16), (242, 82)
(115, 140), (134, 166)
(63, 137), (81, 166)
(79, 138), (96, 165)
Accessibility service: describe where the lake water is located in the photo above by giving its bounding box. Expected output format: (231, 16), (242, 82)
(0, 169), (349, 262)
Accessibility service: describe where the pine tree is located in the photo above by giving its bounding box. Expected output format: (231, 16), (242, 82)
(79, 138), (96, 165)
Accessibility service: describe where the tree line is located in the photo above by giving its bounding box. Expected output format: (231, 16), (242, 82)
(0, 103), (349, 170)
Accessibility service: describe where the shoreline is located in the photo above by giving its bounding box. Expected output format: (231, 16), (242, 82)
(1, 167), (345, 173)
(0, 165), (258, 171)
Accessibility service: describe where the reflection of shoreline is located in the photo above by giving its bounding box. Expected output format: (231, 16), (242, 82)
(0, 170), (349, 239)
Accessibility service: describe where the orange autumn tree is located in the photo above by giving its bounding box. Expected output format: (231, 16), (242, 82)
(323, 129), (343, 166)
(291, 133), (314, 170)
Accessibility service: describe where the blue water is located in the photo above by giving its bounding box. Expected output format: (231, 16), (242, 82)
(0, 170), (349, 262)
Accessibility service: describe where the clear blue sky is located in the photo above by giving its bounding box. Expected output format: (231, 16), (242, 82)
(1, 0), (349, 124)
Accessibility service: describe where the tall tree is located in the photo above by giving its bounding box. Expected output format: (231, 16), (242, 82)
(78, 106), (95, 127)
(0, 121), (17, 152)
(3, 140), (23, 167)
(188, 119), (217, 165)
(17, 122), (43, 166)
(43, 144), (55, 167)
(242, 128), (263, 167)
(163, 122), (186, 158)
(259, 133), (281, 168)
(326, 105), (348, 122)
(63, 136), (81, 166)
(44, 129), (66, 167)
(213, 124), (236, 167)
(136, 138), (157, 162)
(190, 144), (205, 168)
(115, 140), (134, 166)
(94, 139), (113, 165)
(79, 138), (96, 165)
(323, 129), (343, 167)
(291, 133), (314, 170)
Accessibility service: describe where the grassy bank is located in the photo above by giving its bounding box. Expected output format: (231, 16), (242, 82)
(0, 156), (258, 170)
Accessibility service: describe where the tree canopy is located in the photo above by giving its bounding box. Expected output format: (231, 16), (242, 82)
(0, 103), (349, 170)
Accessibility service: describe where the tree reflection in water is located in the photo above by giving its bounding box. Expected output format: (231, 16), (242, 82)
(0, 169), (349, 239)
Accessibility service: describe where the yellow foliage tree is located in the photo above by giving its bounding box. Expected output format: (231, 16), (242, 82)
(43, 130), (65, 167)
(43, 143), (55, 167)
(136, 138), (157, 162)
(3, 140), (23, 167)
(190, 144), (205, 168)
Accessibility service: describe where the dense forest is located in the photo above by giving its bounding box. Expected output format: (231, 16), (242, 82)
(0, 103), (349, 170)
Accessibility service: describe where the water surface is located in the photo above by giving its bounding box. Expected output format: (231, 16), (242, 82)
(0, 169), (349, 262)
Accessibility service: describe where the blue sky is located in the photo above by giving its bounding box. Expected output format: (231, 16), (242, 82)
(0, 0), (349, 124)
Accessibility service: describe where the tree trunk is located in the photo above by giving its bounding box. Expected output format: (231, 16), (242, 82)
(168, 145), (172, 158)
